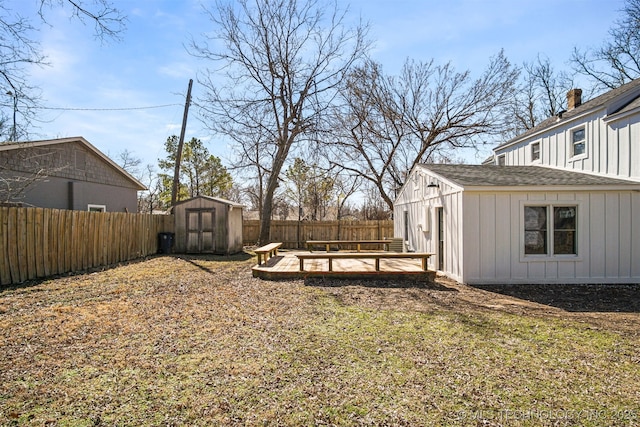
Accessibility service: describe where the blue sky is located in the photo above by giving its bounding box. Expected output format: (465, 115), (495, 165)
(21, 0), (623, 173)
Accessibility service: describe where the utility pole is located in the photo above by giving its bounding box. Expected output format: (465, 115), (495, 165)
(171, 79), (193, 207)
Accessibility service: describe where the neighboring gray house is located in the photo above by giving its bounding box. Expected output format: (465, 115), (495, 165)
(0, 137), (146, 212)
(395, 78), (640, 284)
(172, 195), (244, 254)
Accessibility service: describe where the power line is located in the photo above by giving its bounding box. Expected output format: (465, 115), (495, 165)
(34, 103), (183, 111)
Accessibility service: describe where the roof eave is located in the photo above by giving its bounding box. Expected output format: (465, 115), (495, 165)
(461, 184), (640, 192)
(495, 106), (602, 153)
(416, 164), (466, 191)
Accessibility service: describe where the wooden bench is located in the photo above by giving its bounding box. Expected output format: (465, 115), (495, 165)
(296, 252), (433, 272)
(306, 240), (393, 252)
(254, 242), (282, 265)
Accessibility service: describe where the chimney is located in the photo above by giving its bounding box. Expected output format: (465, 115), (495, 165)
(567, 88), (582, 110)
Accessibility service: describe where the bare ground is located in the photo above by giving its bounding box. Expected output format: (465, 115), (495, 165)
(309, 275), (640, 335)
(1, 254), (639, 426)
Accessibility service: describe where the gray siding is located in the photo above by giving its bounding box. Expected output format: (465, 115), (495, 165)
(16, 174), (138, 212)
(1, 139), (143, 212)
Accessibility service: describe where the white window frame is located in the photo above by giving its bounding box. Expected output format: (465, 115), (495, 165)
(569, 125), (587, 160)
(497, 154), (506, 166)
(531, 142), (541, 162)
(88, 204), (106, 212)
(520, 201), (581, 262)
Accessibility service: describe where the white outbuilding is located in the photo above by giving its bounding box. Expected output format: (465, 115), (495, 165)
(394, 164), (640, 284)
(394, 78), (640, 285)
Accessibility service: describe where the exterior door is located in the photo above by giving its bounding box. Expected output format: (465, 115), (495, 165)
(186, 208), (216, 253)
(437, 207), (444, 271)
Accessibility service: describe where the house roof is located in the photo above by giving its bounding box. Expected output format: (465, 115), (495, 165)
(0, 136), (147, 190)
(419, 164), (640, 189)
(495, 77), (640, 151)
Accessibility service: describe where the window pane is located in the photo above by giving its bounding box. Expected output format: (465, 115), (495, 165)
(572, 128), (585, 156)
(525, 206), (547, 229)
(524, 206), (547, 254)
(525, 231), (547, 254)
(554, 207), (576, 230)
(532, 143), (540, 160)
(554, 231), (576, 254)
(554, 207), (576, 254)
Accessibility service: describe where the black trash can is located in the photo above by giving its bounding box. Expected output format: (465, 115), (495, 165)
(158, 232), (174, 254)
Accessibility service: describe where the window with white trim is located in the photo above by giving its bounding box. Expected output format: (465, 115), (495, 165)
(88, 204), (106, 212)
(571, 127), (585, 157)
(531, 142), (540, 161)
(497, 154), (506, 166)
(524, 205), (576, 255)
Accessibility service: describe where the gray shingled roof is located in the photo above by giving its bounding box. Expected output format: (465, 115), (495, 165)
(495, 78), (640, 150)
(421, 164), (640, 187)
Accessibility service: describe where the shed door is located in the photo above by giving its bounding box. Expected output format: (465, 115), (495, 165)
(186, 208), (216, 253)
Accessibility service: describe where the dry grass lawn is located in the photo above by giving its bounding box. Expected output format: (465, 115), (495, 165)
(1, 253), (639, 426)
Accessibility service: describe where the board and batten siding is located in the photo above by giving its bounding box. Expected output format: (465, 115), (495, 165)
(461, 190), (640, 284)
(394, 171), (464, 280)
(497, 108), (640, 182)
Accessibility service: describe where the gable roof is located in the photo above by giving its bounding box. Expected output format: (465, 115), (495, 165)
(173, 195), (244, 208)
(419, 164), (640, 189)
(0, 136), (146, 190)
(495, 77), (640, 151)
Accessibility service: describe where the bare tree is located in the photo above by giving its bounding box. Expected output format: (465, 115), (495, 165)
(137, 164), (163, 213)
(331, 51), (518, 210)
(190, 0), (369, 244)
(115, 149), (142, 178)
(0, 0), (126, 142)
(502, 55), (574, 139)
(0, 5), (46, 142)
(571, 0), (640, 90)
(38, 0), (127, 42)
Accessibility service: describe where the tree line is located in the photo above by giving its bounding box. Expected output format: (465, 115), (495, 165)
(1, 0), (640, 244)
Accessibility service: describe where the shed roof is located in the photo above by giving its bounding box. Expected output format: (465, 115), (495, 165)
(0, 136), (146, 190)
(419, 164), (640, 188)
(173, 195), (244, 208)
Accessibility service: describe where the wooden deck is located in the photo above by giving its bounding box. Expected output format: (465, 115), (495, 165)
(252, 250), (436, 282)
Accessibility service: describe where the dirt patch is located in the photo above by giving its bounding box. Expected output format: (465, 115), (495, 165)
(314, 275), (640, 335)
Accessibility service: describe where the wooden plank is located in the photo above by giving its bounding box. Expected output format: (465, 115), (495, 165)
(26, 208), (37, 280)
(100, 212), (106, 265)
(6, 208), (20, 283)
(70, 210), (79, 273)
(34, 208), (45, 278)
(64, 210), (73, 274)
(0, 207), (11, 285)
(56, 209), (65, 275)
(42, 209), (51, 277)
(48, 209), (58, 275)
(15, 208), (27, 283)
(88, 212), (97, 268)
(81, 211), (89, 270)
(111, 213), (120, 264)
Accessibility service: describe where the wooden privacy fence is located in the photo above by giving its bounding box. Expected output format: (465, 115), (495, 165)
(243, 220), (394, 249)
(0, 207), (174, 286)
